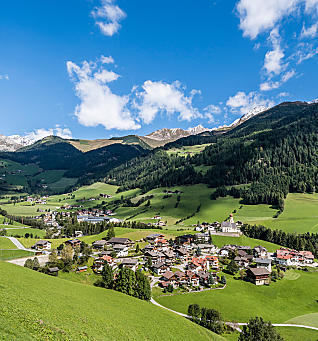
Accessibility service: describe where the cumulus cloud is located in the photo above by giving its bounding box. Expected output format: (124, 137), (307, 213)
(236, 0), (318, 92)
(263, 28), (286, 76)
(135, 80), (201, 124)
(24, 126), (73, 142)
(236, 0), (298, 39)
(226, 91), (274, 115)
(92, 0), (126, 36)
(67, 57), (140, 131)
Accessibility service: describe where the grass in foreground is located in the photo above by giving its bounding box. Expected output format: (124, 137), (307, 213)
(0, 262), (223, 341)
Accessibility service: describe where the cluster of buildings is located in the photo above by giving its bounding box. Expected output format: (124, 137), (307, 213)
(26, 196), (48, 205)
(195, 215), (242, 235)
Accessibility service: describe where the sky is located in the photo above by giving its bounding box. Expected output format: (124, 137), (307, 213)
(0, 0), (318, 140)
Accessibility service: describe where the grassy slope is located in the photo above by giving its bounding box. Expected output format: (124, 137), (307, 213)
(0, 237), (16, 249)
(225, 328), (318, 341)
(154, 270), (318, 324)
(0, 249), (33, 261)
(4, 227), (46, 238)
(0, 262), (222, 341)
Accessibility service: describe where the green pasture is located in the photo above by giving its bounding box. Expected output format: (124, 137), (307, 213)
(0, 262), (222, 341)
(154, 270), (318, 324)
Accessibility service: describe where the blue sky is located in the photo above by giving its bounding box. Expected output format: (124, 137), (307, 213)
(0, 0), (318, 140)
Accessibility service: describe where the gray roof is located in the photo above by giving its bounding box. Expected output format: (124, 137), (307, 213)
(248, 267), (271, 276)
(254, 258), (271, 264)
(93, 240), (107, 245)
(48, 267), (59, 272)
(152, 262), (166, 268)
(108, 237), (131, 244)
(122, 258), (138, 266)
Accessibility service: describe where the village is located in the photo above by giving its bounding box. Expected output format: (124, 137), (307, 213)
(30, 214), (316, 293)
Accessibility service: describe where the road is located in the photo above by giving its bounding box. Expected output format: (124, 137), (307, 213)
(6, 236), (33, 251)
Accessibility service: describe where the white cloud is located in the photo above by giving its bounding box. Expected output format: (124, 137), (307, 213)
(24, 126), (73, 142)
(305, 0), (318, 12)
(263, 28), (286, 76)
(260, 81), (281, 91)
(226, 91), (274, 114)
(301, 23), (318, 38)
(203, 105), (222, 123)
(281, 69), (296, 82)
(135, 80), (201, 124)
(101, 55), (115, 64)
(295, 43), (318, 63)
(92, 0), (126, 36)
(67, 57), (140, 131)
(0, 74), (9, 80)
(236, 0), (298, 39)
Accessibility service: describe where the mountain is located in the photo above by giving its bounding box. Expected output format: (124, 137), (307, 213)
(146, 125), (211, 141)
(0, 125), (212, 152)
(106, 101), (318, 208)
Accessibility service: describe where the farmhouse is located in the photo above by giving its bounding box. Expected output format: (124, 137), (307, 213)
(108, 237), (132, 246)
(48, 267), (59, 276)
(121, 258), (139, 271)
(77, 266), (88, 273)
(32, 240), (52, 251)
(254, 258), (272, 272)
(113, 244), (129, 257)
(65, 239), (81, 248)
(247, 268), (270, 285)
(152, 262), (170, 275)
(92, 240), (107, 249)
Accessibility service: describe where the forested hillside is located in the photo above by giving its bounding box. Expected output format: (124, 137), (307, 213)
(106, 101), (318, 208)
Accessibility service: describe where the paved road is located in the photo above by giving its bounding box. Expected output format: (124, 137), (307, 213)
(6, 236), (33, 251)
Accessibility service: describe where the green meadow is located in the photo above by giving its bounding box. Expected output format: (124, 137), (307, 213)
(166, 143), (212, 157)
(0, 249), (34, 261)
(0, 262), (222, 341)
(0, 237), (16, 249)
(154, 269), (318, 324)
(4, 227), (46, 238)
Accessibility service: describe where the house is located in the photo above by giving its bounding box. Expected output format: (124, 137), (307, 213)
(176, 234), (194, 245)
(175, 247), (188, 260)
(247, 268), (270, 285)
(205, 255), (219, 270)
(77, 266), (88, 273)
(163, 250), (176, 265)
(93, 255), (115, 272)
(65, 239), (81, 248)
(75, 230), (83, 238)
(108, 237), (132, 246)
(113, 244), (129, 257)
(48, 267), (59, 276)
(121, 258), (139, 271)
(234, 256), (249, 269)
(144, 251), (166, 263)
(254, 246), (268, 259)
(186, 270), (200, 287)
(299, 251), (314, 264)
(195, 244), (217, 254)
(92, 240), (108, 249)
(254, 258), (272, 272)
(32, 240), (52, 251)
(197, 271), (209, 286)
(189, 257), (209, 272)
(194, 233), (210, 244)
(146, 233), (165, 243)
(152, 262), (170, 275)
